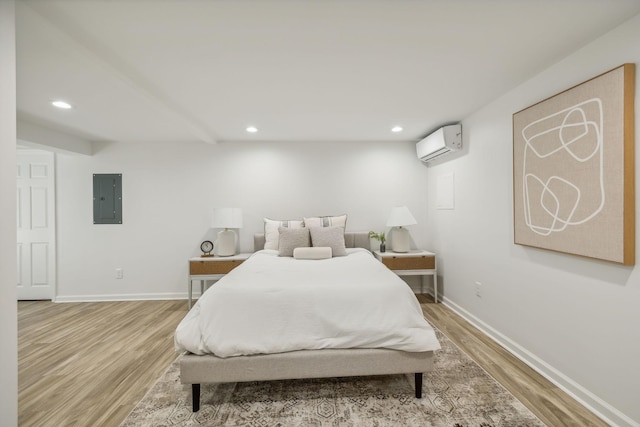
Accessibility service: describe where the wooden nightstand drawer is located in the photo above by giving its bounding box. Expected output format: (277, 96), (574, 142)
(373, 249), (438, 302)
(381, 255), (435, 270)
(189, 259), (244, 275)
(188, 253), (251, 308)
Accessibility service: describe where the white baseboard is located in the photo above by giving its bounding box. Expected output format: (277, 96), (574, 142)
(54, 292), (188, 303)
(441, 297), (639, 427)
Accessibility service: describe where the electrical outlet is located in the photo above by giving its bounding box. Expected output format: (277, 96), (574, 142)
(475, 281), (482, 298)
(115, 268), (123, 279)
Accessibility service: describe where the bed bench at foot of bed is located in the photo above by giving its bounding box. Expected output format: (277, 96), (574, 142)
(180, 347), (434, 412)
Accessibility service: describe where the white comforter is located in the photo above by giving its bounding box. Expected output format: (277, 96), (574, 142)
(175, 248), (441, 357)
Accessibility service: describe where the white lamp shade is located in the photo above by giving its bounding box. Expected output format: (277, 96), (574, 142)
(386, 206), (417, 227)
(212, 208), (243, 229)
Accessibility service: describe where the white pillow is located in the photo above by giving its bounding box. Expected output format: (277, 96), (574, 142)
(293, 246), (332, 260)
(309, 226), (347, 256)
(303, 214), (347, 229)
(263, 218), (304, 250)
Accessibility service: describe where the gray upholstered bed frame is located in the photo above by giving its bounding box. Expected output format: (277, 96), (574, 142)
(180, 231), (434, 411)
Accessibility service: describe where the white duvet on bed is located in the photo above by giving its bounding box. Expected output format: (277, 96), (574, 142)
(175, 248), (441, 357)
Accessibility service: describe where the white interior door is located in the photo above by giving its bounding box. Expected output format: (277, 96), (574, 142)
(16, 150), (55, 300)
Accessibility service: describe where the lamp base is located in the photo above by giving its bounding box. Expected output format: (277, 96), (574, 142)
(216, 229), (237, 256)
(390, 227), (410, 253)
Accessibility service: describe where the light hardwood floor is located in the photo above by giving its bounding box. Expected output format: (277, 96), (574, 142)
(18, 300), (186, 427)
(18, 297), (607, 427)
(416, 294), (608, 427)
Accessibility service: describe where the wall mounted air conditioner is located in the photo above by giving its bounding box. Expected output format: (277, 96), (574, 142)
(416, 124), (462, 163)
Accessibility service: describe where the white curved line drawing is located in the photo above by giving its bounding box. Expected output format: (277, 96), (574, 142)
(523, 174), (581, 235)
(521, 98), (604, 235)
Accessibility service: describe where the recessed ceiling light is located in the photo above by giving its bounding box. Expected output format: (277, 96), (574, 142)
(391, 126), (403, 133)
(51, 100), (72, 109)
(246, 126), (258, 133)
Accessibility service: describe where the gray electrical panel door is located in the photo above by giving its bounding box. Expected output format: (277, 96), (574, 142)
(93, 174), (122, 224)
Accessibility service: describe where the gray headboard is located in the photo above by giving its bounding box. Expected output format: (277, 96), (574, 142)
(254, 231), (370, 252)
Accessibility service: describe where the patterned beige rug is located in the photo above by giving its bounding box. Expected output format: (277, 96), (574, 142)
(120, 327), (545, 426)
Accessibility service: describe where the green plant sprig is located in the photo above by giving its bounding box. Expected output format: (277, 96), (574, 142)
(368, 231), (386, 244)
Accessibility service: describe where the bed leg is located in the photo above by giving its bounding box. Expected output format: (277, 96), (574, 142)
(414, 373), (423, 398)
(192, 384), (201, 412)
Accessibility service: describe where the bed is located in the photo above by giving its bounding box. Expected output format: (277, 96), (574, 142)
(175, 231), (440, 412)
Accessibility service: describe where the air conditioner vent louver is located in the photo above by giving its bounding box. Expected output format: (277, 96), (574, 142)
(416, 124), (462, 163)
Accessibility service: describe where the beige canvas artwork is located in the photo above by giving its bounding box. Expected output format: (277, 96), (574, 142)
(513, 64), (635, 265)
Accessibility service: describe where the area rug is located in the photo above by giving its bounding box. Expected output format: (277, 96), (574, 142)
(120, 326), (545, 426)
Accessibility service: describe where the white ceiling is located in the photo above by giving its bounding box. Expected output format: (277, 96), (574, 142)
(16, 0), (640, 145)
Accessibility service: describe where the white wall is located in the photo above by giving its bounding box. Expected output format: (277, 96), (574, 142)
(55, 140), (428, 300)
(426, 13), (640, 427)
(0, 1), (18, 425)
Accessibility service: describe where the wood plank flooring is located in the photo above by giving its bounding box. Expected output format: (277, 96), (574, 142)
(18, 297), (607, 427)
(416, 294), (608, 427)
(18, 300), (187, 427)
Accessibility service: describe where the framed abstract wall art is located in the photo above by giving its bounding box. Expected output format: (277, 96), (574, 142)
(513, 64), (635, 265)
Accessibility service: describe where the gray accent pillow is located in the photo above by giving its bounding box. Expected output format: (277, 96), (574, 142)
(278, 227), (310, 257)
(309, 226), (347, 257)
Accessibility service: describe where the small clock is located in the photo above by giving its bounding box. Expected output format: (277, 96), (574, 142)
(200, 240), (214, 257)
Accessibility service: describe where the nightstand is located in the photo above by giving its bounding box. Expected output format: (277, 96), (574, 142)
(374, 250), (438, 303)
(188, 253), (251, 308)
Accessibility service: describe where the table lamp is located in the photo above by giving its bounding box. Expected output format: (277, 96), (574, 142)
(212, 208), (243, 256)
(386, 206), (416, 253)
